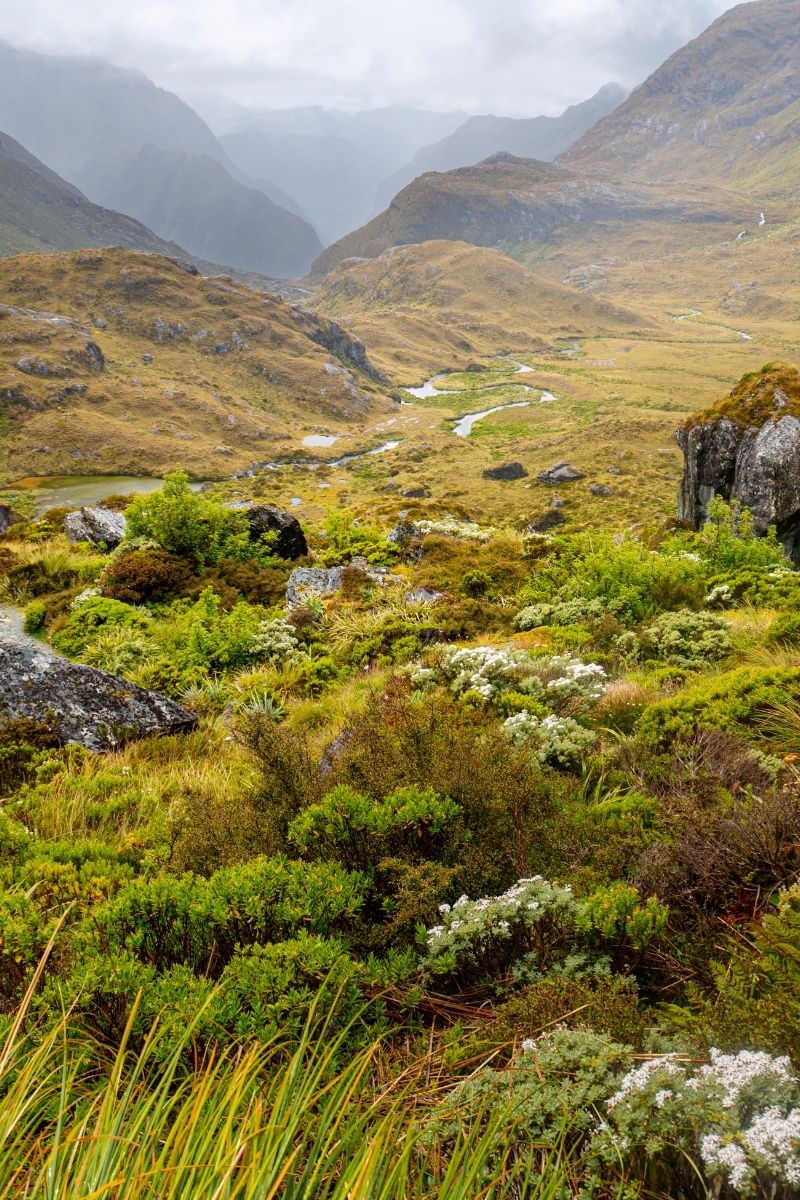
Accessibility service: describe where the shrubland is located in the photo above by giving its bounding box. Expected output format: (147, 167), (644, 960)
(1, 477), (800, 1199)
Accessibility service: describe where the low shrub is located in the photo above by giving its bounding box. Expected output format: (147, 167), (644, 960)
(101, 547), (194, 603)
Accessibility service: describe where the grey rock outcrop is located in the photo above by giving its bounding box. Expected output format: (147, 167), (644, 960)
(286, 565), (344, 607)
(677, 414), (800, 563)
(0, 503), (15, 535)
(538, 462), (584, 485)
(0, 636), (196, 751)
(232, 503), (308, 560)
(64, 506), (127, 549)
(483, 461), (528, 481)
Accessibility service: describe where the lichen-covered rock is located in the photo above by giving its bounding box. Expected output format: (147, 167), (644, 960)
(0, 638), (196, 751)
(483, 461), (528, 481)
(64, 506), (127, 549)
(677, 365), (800, 562)
(387, 521), (421, 545)
(286, 566), (343, 607)
(0, 503), (14, 535)
(232, 504), (308, 560)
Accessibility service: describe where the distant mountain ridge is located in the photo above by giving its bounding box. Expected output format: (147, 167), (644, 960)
(374, 84), (627, 210)
(0, 129), (191, 261)
(0, 40), (321, 277)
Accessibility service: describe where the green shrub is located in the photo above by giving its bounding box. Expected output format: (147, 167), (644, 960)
(23, 599), (47, 633)
(767, 612), (800, 648)
(637, 609), (732, 668)
(636, 667), (800, 748)
(315, 509), (397, 567)
(51, 596), (151, 658)
(124, 471), (251, 567)
(101, 547), (194, 603)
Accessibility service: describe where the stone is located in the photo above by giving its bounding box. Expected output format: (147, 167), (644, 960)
(528, 510), (566, 533)
(590, 484), (614, 496)
(607, 467), (621, 475)
(64, 506), (127, 549)
(401, 486), (430, 498)
(286, 566), (343, 607)
(0, 636), (196, 752)
(387, 521), (421, 545)
(538, 462), (584, 485)
(233, 503), (308, 560)
(483, 461), (528, 481)
(405, 587), (445, 603)
(0, 503), (14, 535)
(678, 413), (800, 562)
(142, 353), (154, 364)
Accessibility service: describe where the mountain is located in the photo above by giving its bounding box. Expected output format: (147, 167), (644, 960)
(374, 84), (627, 211)
(219, 106), (467, 243)
(563, 0), (800, 200)
(0, 248), (389, 479)
(311, 153), (751, 277)
(0, 40), (317, 276)
(0, 130), (193, 260)
(83, 145), (323, 279)
(310, 239), (648, 377)
(220, 130), (383, 245)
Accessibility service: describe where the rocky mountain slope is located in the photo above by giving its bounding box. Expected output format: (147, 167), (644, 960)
(84, 145), (323, 279)
(311, 239), (648, 376)
(311, 153), (751, 277)
(563, 0), (800, 201)
(374, 84), (627, 212)
(0, 130), (190, 260)
(313, 2), (799, 280)
(0, 41), (318, 277)
(0, 249), (390, 478)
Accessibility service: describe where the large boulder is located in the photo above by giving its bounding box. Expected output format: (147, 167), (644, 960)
(677, 364), (800, 563)
(0, 636), (196, 751)
(483, 461), (528, 481)
(286, 565), (343, 607)
(538, 462), (584, 485)
(0, 503), (14, 535)
(232, 504), (308, 560)
(65, 506), (127, 549)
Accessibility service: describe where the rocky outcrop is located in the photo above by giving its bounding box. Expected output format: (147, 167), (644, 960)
(0, 635), (196, 751)
(0, 503), (14, 535)
(64, 506), (127, 549)
(286, 557), (401, 607)
(232, 504), (308, 560)
(677, 365), (800, 563)
(538, 462), (584, 485)
(483, 461), (528, 481)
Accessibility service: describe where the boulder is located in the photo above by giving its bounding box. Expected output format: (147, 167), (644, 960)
(0, 503), (14, 535)
(401, 486), (430, 498)
(0, 637), (196, 751)
(590, 484), (614, 497)
(527, 510), (566, 533)
(234, 503), (308, 560)
(387, 521), (421, 545)
(538, 462), (584, 485)
(64, 506), (127, 549)
(405, 587), (445, 604)
(677, 364), (800, 563)
(286, 565), (343, 607)
(483, 461), (528, 481)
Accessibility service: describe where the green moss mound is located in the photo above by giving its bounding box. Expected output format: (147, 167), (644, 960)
(685, 361), (800, 430)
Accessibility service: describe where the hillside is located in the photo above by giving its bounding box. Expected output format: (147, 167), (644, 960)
(563, 0), (800, 200)
(84, 145), (323, 278)
(311, 153), (752, 277)
(0, 130), (191, 260)
(311, 239), (648, 376)
(0, 248), (390, 479)
(374, 84), (627, 212)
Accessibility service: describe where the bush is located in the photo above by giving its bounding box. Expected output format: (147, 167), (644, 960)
(638, 609), (732, 668)
(101, 547), (194, 603)
(23, 599), (47, 633)
(315, 509), (396, 567)
(124, 471), (251, 567)
(51, 596), (151, 658)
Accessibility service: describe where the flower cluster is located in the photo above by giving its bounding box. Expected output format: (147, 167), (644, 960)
(503, 711), (595, 768)
(595, 1047), (800, 1197)
(69, 587), (101, 611)
(514, 597), (608, 631)
(415, 518), (496, 543)
(706, 583), (734, 608)
(542, 655), (607, 704)
(412, 645), (606, 709)
(251, 617), (305, 666)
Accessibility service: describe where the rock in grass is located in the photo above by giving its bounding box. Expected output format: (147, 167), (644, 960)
(0, 503), (15, 534)
(590, 484), (614, 496)
(0, 638), (196, 751)
(232, 503), (308, 560)
(286, 566), (343, 607)
(483, 461), (528, 481)
(538, 462), (584, 485)
(64, 506), (127, 549)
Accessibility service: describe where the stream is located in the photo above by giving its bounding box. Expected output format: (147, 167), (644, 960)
(405, 370), (559, 437)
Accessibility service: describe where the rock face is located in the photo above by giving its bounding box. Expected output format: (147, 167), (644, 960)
(0, 503), (13, 534)
(538, 462), (584, 485)
(286, 565), (344, 607)
(64, 506), (127, 549)
(235, 504), (308, 560)
(483, 461), (528, 481)
(0, 637), (197, 751)
(677, 366), (800, 563)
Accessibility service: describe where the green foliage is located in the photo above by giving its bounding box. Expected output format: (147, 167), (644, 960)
(636, 666), (800, 747)
(51, 595), (151, 657)
(682, 496), (787, 572)
(22, 599), (46, 633)
(637, 608), (732, 668)
(101, 547), (194, 603)
(316, 509), (397, 567)
(124, 470), (253, 567)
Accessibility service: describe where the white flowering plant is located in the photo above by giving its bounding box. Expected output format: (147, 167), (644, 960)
(503, 711), (595, 769)
(415, 518), (497, 542)
(592, 1048), (800, 1198)
(251, 616), (306, 666)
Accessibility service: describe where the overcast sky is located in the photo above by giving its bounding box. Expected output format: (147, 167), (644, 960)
(0, 0), (739, 116)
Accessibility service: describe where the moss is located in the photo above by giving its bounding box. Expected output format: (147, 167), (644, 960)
(684, 362), (800, 431)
